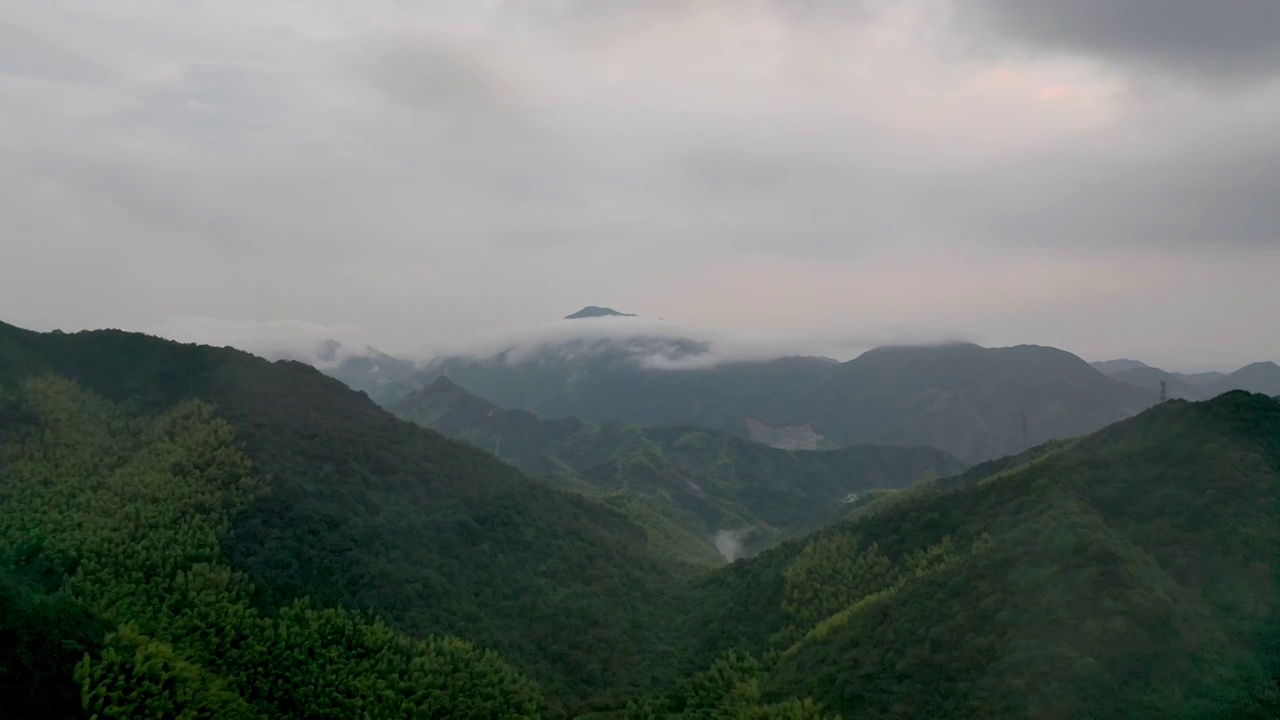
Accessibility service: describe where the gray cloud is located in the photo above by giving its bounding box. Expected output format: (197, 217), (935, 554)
(1, 0), (1277, 371)
(0, 22), (110, 84)
(960, 0), (1280, 83)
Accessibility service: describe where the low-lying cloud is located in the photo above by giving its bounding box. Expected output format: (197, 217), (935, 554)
(151, 317), (379, 369)
(150, 311), (983, 377)
(714, 528), (755, 563)
(435, 314), (976, 370)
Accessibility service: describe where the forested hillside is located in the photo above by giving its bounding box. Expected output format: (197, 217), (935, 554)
(419, 345), (837, 439)
(391, 377), (963, 563)
(787, 343), (1158, 462)
(662, 391), (1280, 719)
(0, 376), (542, 718)
(414, 338), (1159, 464)
(0, 322), (699, 717)
(5, 320), (1279, 720)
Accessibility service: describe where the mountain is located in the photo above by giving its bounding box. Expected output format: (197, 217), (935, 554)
(1090, 358), (1152, 374)
(0, 320), (693, 717)
(1208, 361), (1280, 398)
(565, 306), (638, 319)
(420, 344), (838, 441)
(423, 334), (1166, 463)
(7, 317), (1280, 719)
(1094, 357), (1280, 400)
(659, 391), (1280, 719)
(389, 377), (965, 563)
(322, 345), (422, 404)
(783, 343), (1159, 463)
(1179, 370), (1229, 386)
(1103, 364), (1202, 400)
(243, 337), (424, 405)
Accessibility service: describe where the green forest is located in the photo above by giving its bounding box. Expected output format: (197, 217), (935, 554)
(390, 377), (963, 565)
(2, 321), (1279, 718)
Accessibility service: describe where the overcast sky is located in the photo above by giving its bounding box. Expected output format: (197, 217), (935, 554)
(2, 0), (1277, 370)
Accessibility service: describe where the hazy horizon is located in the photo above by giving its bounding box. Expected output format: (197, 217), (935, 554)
(3, 1), (1277, 371)
(14, 309), (1256, 376)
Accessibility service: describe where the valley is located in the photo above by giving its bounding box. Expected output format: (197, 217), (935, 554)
(6, 3), (1276, 716)
(3, 319), (1278, 719)
(390, 376), (964, 564)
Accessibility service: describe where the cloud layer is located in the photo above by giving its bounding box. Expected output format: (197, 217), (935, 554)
(2, 0), (1277, 370)
(151, 317), (374, 368)
(434, 313), (962, 369)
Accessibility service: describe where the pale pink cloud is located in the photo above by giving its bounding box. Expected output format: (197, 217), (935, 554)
(1039, 85), (1072, 101)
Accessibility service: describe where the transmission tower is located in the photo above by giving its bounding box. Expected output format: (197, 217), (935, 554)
(1160, 380), (1167, 403)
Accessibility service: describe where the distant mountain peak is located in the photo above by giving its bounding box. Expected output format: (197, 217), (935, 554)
(564, 306), (637, 319)
(1091, 358), (1153, 375)
(428, 375), (460, 389)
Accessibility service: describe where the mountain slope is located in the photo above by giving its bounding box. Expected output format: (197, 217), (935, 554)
(792, 343), (1158, 462)
(389, 377), (965, 562)
(0, 320), (690, 716)
(1104, 364), (1201, 399)
(0, 375), (543, 719)
(322, 346), (421, 404)
(9, 317), (1279, 718)
(1180, 370), (1230, 386)
(1208, 361), (1280, 398)
(1094, 359), (1280, 401)
(1089, 358), (1151, 374)
(565, 306), (638, 319)
(424, 338), (1166, 463)
(669, 391), (1280, 719)
(421, 347), (837, 440)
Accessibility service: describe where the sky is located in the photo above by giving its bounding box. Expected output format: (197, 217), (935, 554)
(2, 0), (1278, 371)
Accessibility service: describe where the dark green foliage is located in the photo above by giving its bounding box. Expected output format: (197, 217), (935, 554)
(0, 375), (544, 718)
(680, 391), (1280, 719)
(77, 625), (260, 720)
(0, 568), (105, 719)
(625, 651), (839, 720)
(391, 377), (964, 563)
(6, 319), (1279, 719)
(0, 321), (686, 715)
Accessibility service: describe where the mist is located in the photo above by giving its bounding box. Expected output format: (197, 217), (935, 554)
(150, 316), (381, 369)
(714, 528), (755, 563)
(433, 314), (978, 370)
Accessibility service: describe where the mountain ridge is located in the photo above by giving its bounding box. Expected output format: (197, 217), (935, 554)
(1094, 356), (1280, 399)
(0, 320), (691, 716)
(773, 342), (1158, 462)
(390, 376), (965, 562)
(413, 339), (1163, 462)
(5, 317), (1279, 718)
(666, 390), (1280, 719)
